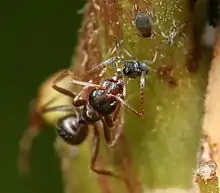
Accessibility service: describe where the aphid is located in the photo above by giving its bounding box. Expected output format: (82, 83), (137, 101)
(132, 4), (155, 38)
(82, 38), (158, 117)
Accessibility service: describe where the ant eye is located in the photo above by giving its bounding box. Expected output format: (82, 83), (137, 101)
(57, 115), (88, 145)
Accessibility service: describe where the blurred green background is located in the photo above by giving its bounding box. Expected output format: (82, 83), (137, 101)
(1, 0), (85, 192)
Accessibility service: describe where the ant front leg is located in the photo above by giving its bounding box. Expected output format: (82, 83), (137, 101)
(52, 70), (77, 99)
(52, 70), (87, 106)
(69, 79), (105, 104)
(90, 123), (122, 179)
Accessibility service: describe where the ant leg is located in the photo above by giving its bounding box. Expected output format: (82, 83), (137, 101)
(18, 99), (43, 175)
(104, 104), (124, 148)
(139, 71), (146, 117)
(142, 51), (158, 64)
(109, 114), (124, 148)
(101, 117), (113, 146)
(69, 79), (105, 90)
(90, 124), (121, 179)
(18, 97), (75, 175)
(69, 79), (105, 103)
(42, 105), (74, 114)
(52, 69), (77, 99)
(81, 56), (119, 77)
(108, 94), (144, 118)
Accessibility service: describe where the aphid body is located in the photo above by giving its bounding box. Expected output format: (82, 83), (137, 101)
(134, 11), (152, 38)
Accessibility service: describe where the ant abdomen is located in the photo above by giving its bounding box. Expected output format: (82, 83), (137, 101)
(57, 115), (89, 145)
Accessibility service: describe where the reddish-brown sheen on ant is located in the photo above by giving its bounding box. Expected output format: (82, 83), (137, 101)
(18, 69), (124, 179)
(82, 38), (158, 117)
(43, 68), (144, 179)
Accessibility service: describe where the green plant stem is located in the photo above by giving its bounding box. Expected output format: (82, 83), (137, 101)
(54, 0), (210, 192)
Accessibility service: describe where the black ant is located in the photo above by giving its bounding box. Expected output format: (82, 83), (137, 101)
(81, 38), (158, 117)
(43, 68), (142, 178)
(40, 99), (120, 178)
(132, 3), (158, 38)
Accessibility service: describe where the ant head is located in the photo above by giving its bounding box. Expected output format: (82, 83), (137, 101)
(57, 115), (88, 145)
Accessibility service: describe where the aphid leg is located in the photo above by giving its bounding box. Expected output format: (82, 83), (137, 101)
(90, 124), (121, 179)
(142, 51), (158, 64)
(52, 70), (77, 99)
(108, 94), (144, 118)
(18, 100), (43, 175)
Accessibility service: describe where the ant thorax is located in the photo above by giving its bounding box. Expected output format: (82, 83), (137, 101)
(82, 104), (101, 123)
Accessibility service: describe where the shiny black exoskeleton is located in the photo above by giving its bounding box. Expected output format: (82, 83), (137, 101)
(122, 60), (149, 79)
(57, 114), (89, 145)
(89, 77), (124, 115)
(82, 38), (157, 117)
(44, 102), (102, 145)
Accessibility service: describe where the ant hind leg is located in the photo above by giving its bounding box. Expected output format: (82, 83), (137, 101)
(90, 124), (122, 179)
(18, 99), (43, 175)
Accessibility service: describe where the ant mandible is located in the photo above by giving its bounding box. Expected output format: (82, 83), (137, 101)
(81, 38), (158, 117)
